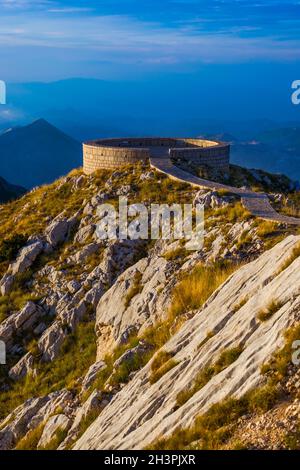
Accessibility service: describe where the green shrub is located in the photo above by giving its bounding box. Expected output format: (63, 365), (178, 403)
(245, 384), (279, 413)
(0, 234), (27, 263)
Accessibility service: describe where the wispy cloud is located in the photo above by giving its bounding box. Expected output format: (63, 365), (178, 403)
(48, 7), (94, 14)
(1, 0), (53, 8)
(0, 0), (299, 80)
(0, 13), (299, 64)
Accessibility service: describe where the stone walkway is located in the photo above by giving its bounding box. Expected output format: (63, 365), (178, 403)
(150, 155), (300, 226)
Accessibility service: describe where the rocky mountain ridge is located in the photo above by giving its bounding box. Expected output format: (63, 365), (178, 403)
(0, 163), (299, 450)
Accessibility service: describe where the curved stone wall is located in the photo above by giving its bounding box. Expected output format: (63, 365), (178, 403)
(83, 137), (230, 174)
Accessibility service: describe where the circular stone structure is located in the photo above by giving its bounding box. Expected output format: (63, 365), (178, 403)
(83, 137), (230, 174)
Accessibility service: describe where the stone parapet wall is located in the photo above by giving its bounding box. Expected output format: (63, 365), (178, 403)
(83, 137), (230, 173)
(169, 144), (230, 171)
(83, 144), (149, 174)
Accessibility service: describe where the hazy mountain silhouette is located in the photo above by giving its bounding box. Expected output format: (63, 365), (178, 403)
(230, 128), (300, 181)
(0, 176), (26, 203)
(0, 119), (82, 188)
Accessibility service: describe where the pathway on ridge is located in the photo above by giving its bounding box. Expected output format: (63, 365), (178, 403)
(150, 155), (300, 226)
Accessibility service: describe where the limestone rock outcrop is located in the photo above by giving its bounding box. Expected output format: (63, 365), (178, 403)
(74, 235), (300, 450)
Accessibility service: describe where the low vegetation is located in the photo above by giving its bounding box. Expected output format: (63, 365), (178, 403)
(176, 346), (243, 408)
(277, 242), (300, 275)
(0, 276), (41, 323)
(39, 428), (69, 451)
(284, 421), (300, 450)
(214, 202), (252, 223)
(90, 261), (241, 394)
(15, 424), (45, 450)
(124, 271), (143, 309)
(261, 323), (300, 384)
(148, 384), (279, 450)
(256, 221), (279, 239)
(0, 318), (97, 420)
(151, 324), (300, 450)
(0, 234), (28, 263)
(163, 247), (188, 262)
(169, 261), (238, 319)
(150, 351), (178, 384)
(232, 295), (249, 314)
(257, 299), (283, 322)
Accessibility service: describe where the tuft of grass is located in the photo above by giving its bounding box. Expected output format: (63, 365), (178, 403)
(261, 323), (300, 384)
(214, 202), (252, 223)
(236, 230), (252, 250)
(232, 295), (249, 314)
(277, 243), (300, 275)
(216, 189), (232, 197)
(176, 346), (243, 408)
(65, 408), (103, 449)
(87, 335), (153, 397)
(90, 261), (240, 396)
(197, 331), (215, 350)
(39, 427), (69, 451)
(124, 271), (143, 309)
(15, 424), (45, 450)
(109, 349), (154, 387)
(147, 397), (248, 450)
(163, 247), (188, 262)
(149, 351), (178, 385)
(257, 299), (283, 322)
(256, 221), (279, 239)
(169, 261), (237, 319)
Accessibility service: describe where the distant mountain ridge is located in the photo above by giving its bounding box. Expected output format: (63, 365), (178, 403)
(0, 119), (82, 189)
(0, 176), (26, 203)
(203, 129), (300, 181)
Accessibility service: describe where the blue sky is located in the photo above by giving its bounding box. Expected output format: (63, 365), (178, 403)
(0, 0), (300, 81)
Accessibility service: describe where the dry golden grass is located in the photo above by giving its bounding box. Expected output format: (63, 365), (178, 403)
(148, 383), (279, 450)
(169, 262), (238, 319)
(277, 242), (300, 275)
(149, 351), (178, 384)
(257, 299), (283, 322)
(256, 221), (279, 238)
(176, 346), (243, 408)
